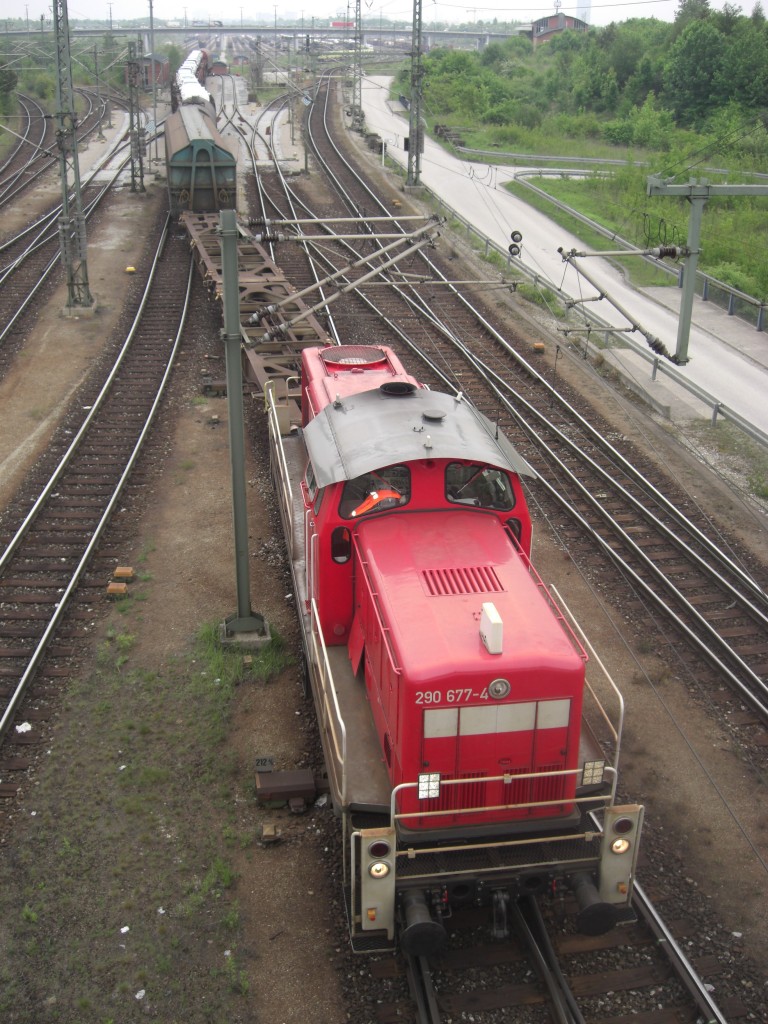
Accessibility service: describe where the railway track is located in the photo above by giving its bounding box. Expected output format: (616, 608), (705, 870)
(371, 883), (737, 1023)
(0, 94), (52, 206)
(0, 126), (134, 378)
(0, 217), (193, 785)
(0, 182), (108, 362)
(0, 89), (108, 214)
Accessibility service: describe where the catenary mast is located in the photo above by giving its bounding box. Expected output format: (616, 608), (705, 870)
(406, 0), (423, 186)
(52, 0), (93, 308)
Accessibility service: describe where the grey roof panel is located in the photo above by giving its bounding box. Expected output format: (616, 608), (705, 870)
(303, 386), (536, 487)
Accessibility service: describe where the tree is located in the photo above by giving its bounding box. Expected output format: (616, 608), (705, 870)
(675, 0), (712, 22)
(663, 19), (726, 122)
(715, 19), (768, 106)
(0, 67), (18, 116)
(165, 43), (183, 79)
(0, 68), (18, 95)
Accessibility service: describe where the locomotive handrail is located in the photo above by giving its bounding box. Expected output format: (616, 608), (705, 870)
(352, 535), (403, 676)
(515, 540), (588, 663)
(264, 381), (296, 559)
(392, 820), (603, 858)
(550, 585), (625, 800)
(309, 597), (348, 805)
(265, 384), (348, 803)
(390, 770), (615, 825)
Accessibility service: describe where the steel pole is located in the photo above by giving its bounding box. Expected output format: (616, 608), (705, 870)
(219, 210), (268, 641)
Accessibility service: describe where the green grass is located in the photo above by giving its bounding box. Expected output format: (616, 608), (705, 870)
(504, 178), (675, 289)
(0, 621), (292, 1024)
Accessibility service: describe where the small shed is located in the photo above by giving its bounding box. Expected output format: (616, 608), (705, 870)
(165, 106), (238, 215)
(140, 53), (170, 87)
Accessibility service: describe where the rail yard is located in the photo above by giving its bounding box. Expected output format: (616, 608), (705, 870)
(0, 52), (767, 1024)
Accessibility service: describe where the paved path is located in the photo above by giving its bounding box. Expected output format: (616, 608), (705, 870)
(361, 76), (768, 434)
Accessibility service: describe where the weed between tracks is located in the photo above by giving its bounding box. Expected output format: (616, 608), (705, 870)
(0, 623), (290, 1023)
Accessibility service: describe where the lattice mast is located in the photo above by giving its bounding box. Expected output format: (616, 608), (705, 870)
(352, 0), (363, 129)
(52, 0), (93, 308)
(406, 0), (424, 186)
(126, 41), (146, 194)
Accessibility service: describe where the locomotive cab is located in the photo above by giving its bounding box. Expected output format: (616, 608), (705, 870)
(297, 345), (533, 646)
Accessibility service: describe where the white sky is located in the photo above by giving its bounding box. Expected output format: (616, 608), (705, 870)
(6, 1), (743, 31)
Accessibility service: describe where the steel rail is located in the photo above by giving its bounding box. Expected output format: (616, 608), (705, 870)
(403, 952), (442, 1024)
(253, 90), (345, 342)
(0, 94), (48, 197)
(511, 899), (580, 1024)
(0, 147), (132, 347)
(0, 218), (194, 743)
(0, 89), (107, 209)
(632, 879), (730, 1024)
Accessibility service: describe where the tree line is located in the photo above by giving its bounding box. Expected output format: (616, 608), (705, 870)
(397, 0), (768, 162)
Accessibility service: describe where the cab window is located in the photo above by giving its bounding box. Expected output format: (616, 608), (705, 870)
(339, 465), (411, 519)
(304, 463), (323, 515)
(446, 463), (515, 511)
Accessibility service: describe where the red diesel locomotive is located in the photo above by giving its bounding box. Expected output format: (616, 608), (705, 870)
(266, 343), (643, 953)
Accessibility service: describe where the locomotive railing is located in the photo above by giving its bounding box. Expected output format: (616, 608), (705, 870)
(551, 585), (625, 798)
(264, 381), (296, 559)
(390, 769), (616, 828)
(265, 382), (349, 805)
(515, 539), (589, 665)
(509, 545), (625, 803)
(309, 596), (348, 805)
(351, 535), (402, 675)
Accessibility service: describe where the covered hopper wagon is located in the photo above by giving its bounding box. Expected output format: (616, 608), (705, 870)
(165, 105), (237, 215)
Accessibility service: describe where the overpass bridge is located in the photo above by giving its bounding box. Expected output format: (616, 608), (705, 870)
(4, 24), (526, 53)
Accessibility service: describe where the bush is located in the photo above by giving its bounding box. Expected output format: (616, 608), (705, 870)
(21, 72), (55, 101)
(602, 119), (634, 145)
(706, 261), (762, 297)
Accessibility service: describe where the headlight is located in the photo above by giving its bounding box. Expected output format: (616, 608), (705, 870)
(368, 861), (390, 879)
(610, 838), (631, 855)
(582, 760), (605, 785)
(418, 773), (441, 800)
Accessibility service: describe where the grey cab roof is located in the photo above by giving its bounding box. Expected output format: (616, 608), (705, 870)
(302, 385), (536, 487)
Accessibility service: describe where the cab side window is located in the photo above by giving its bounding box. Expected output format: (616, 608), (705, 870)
(304, 463), (323, 515)
(446, 463), (515, 511)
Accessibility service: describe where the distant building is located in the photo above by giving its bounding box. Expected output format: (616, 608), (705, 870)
(530, 13), (589, 46)
(140, 53), (170, 87)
